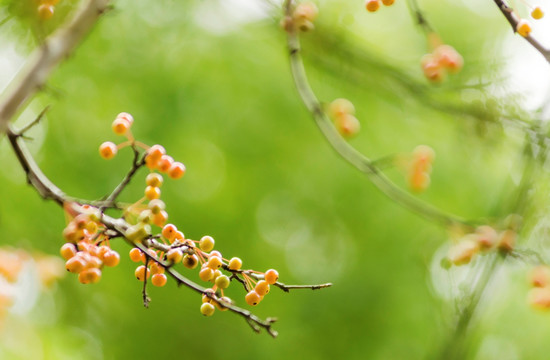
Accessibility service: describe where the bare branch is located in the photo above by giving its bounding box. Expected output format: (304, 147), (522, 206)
(0, 0), (111, 133)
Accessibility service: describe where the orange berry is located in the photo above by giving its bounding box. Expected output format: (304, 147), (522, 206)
(111, 118), (131, 135)
(202, 288), (216, 303)
(264, 269), (279, 285)
(335, 114), (360, 138)
(152, 210), (168, 227)
(328, 98), (355, 118)
(38, 4), (54, 20)
(60, 243), (77, 260)
(412, 145), (435, 164)
(129, 248), (143, 262)
(228, 257), (242, 270)
(421, 56), (445, 82)
(150, 262), (165, 275)
(529, 287), (550, 310)
(255, 280), (270, 296)
(517, 19), (532, 37)
(174, 231), (185, 242)
(65, 256), (86, 273)
(530, 266), (550, 288)
(145, 186), (161, 200)
(157, 155), (174, 173)
(135, 265), (150, 281)
(78, 268), (102, 284)
(147, 145), (166, 162)
(99, 142), (117, 159)
(146, 173), (163, 187)
(448, 239), (479, 266)
(293, 2), (319, 22)
(409, 171), (430, 193)
(245, 290), (262, 306)
(381, 0), (394, 5)
(199, 236), (215, 252)
(433, 45), (463, 74)
(102, 250), (120, 267)
(166, 249), (183, 263)
(182, 254), (199, 269)
(532, 7), (544, 20)
(151, 273), (167, 287)
(207, 256), (222, 269)
(199, 267), (214, 282)
(161, 224), (177, 241)
(86, 256), (102, 269)
(168, 162), (186, 179)
(365, 0), (380, 12)
(98, 245), (110, 259)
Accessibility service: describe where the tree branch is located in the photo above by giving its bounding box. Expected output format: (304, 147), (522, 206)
(0, 0), (111, 133)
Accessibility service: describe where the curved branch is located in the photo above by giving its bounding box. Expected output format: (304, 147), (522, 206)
(0, 0), (111, 133)
(284, 1), (471, 228)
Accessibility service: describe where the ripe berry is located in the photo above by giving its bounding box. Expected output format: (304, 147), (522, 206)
(216, 296), (232, 311)
(145, 186), (161, 200)
(174, 231), (185, 242)
(381, 0), (394, 5)
(145, 145), (166, 169)
(60, 243), (77, 260)
(421, 56), (445, 83)
(264, 269), (279, 284)
(200, 302), (215, 316)
(293, 2), (319, 22)
(151, 273), (167, 287)
(146, 173), (163, 188)
(228, 257), (242, 270)
(150, 262), (165, 275)
(78, 268), (102, 284)
(199, 236), (215, 252)
(215, 275), (230, 289)
(529, 287), (550, 310)
(530, 266), (550, 288)
(245, 290), (262, 306)
(532, 7), (544, 20)
(412, 145), (435, 164)
(335, 114), (360, 138)
(157, 155), (174, 173)
(152, 210), (168, 227)
(182, 254), (199, 269)
(207, 256), (223, 270)
(209, 250), (222, 258)
(129, 248), (143, 262)
(433, 45), (463, 74)
(112, 118), (131, 135)
(38, 4), (54, 20)
(168, 162), (186, 180)
(166, 249), (183, 264)
(409, 171), (430, 193)
(116, 112), (134, 125)
(365, 0), (380, 12)
(65, 257), (86, 273)
(517, 19), (532, 37)
(255, 280), (270, 296)
(135, 265), (150, 281)
(328, 98), (355, 118)
(102, 250), (120, 267)
(99, 142), (117, 159)
(202, 288), (216, 303)
(161, 224), (177, 241)
(199, 267), (214, 281)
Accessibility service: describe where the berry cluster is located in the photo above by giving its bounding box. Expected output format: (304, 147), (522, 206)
(447, 225), (515, 266)
(61, 209), (120, 284)
(327, 98), (360, 138)
(421, 44), (463, 83)
(407, 145), (434, 193)
(37, 0), (58, 20)
(365, 0), (395, 13)
(281, 1), (319, 32)
(528, 265), (550, 310)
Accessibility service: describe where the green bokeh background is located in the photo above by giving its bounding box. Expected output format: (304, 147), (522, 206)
(1, 0), (549, 359)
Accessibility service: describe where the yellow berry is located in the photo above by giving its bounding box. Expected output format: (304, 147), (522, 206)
(381, 0), (394, 5)
(65, 257), (86, 274)
(199, 236), (215, 252)
(207, 256), (222, 270)
(200, 302), (216, 316)
(530, 266), (550, 288)
(111, 118), (131, 135)
(255, 280), (270, 296)
(60, 243), (77, 260)
(517, 19), (532, 37)
(199, 267), (214, 282)
(228, 257), (242, 270)
(99, 142), (117, 160)
(146, 173), (163, 188)
(245, 290), (262, 306)
(215, 296), (232, 311)
(78, 268), (101, 284)
(335, 114), (360, 138)
(328, 98), (355, 118)
(215, 275), (230, 289)
(145, 186), (161, 200)
(166, 249), (183, 264)
(264, 269), (279, 284)
(532, 7), (544, 20)
(293, 2), (319, 22)
(182, 254), (199, 269)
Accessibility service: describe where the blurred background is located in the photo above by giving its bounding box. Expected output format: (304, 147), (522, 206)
(1, 0), (550, 358)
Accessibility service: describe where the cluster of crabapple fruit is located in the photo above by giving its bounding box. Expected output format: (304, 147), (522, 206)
(420, 42), (463, 83)
(327, 98), (360, 138)
(407, 145), (434, 193)
(61, 208), (120, 284)
(365, 0), (395, 13)
(527, 265), (550, 310)
(281, 1), (318, 32)
(516, 6), (544, 37)
(36, 0), (58, 20)
(446, 225), (516, 266)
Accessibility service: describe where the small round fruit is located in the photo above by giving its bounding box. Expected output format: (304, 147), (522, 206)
(293, 2), (319, 21)
(228, 257), (242, 270)
(65, 257), (86, 273)
(60, 243), (77, 260)
(111, 118), (131, 135)
(129, 248), (143, 262)
(381, 0), (394, 5)
(516, 19), (532, 37)
(99, 142), (117, 159)
(530, 266), (550, 288)
(102, 250), (120, 267)
(116, 112), (134, 124)
(199, 267), (214, 282)
(202, 288), (216, 303)
(157, 155), (174, 173)
(200, 302), (215, 316)
(216, 296), (232, 311)
(335, 114), (360, 138)
(135, 265), (150, 281)
(255, 280), (270, 296)
(328, 98), (355, 117)
(152, 210), (168, 227)
(365, 0), (380, 12)
(265, 269), (279, 284)
(168, 162), (186, 179)
(245, 290), (262, 306)
(146, 173), (163, 187)
(78, 268), (102, 284)
(145, 186), (161, 200)
(148, 199), (165, 214)
(147, 145), (166, 162)
(207, 256), (223, 270)
(182, 254), (199, 269)
(38, 4), (54, 20)
(199, 236), (215, 252)
(151, 273), (167, 287)
(215, 275), (230, 289)
(161, 224), (177, 241)
(532, 7), (544, 20)
(150, 262), (165, 275)
(529, 287), (550, 310)
(166, 249), (183, 264)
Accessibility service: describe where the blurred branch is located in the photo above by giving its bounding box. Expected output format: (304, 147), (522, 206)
(284, 1), (472, 228)
(493, 0), (550, 64)
(0, 0), (111, 134)
(406, 0), (434, 35)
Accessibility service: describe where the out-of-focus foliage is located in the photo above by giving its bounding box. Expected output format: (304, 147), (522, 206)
(0, 0), (549, 359)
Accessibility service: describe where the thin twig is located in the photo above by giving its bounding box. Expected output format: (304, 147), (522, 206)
(102, 146), (146, 207)
(14, 105), (51, 138)
(405, 0), (434, 35)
